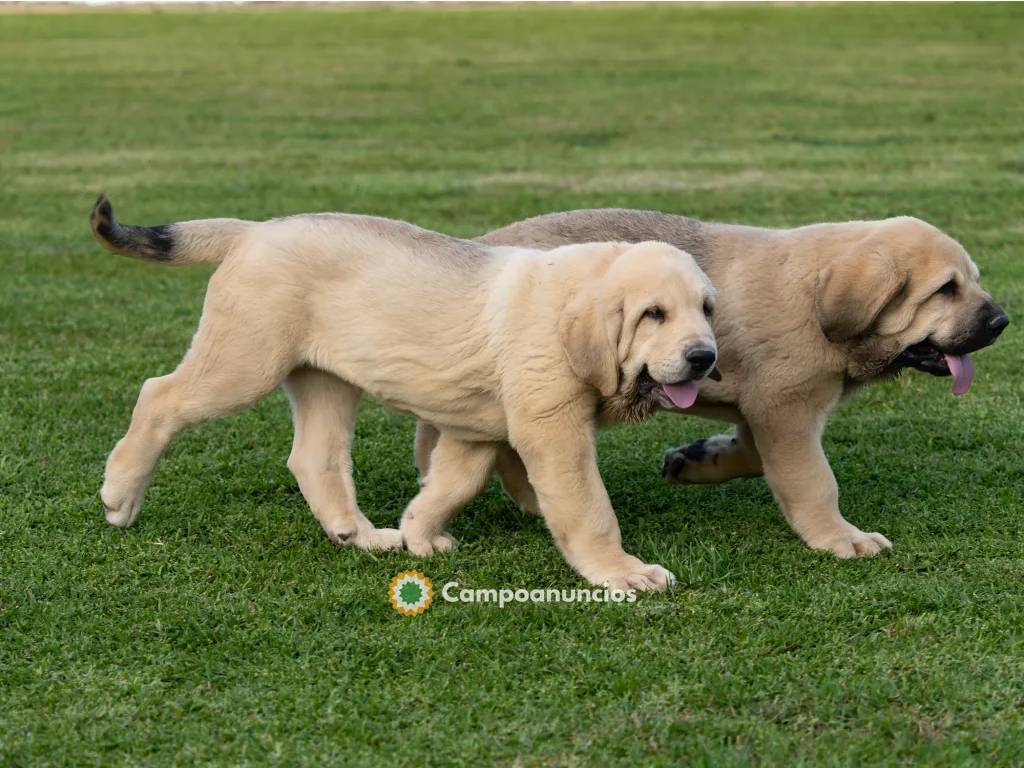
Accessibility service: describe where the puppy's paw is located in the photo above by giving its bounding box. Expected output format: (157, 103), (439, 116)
(404, 532), (459, 557)
(100, 483), (144, 528)
(592, 560), (676, 592)
(663, 444), (691, 484)
(807, 526), (892, 558)
(330, 525), (404, 551)
(662, 434), (755, 484)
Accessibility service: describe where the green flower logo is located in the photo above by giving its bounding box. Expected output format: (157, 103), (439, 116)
(389, 570), (433, 616)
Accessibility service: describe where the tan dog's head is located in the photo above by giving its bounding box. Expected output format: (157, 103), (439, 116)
(815, 217), (1009, 390)
(559, 241), (718, 422)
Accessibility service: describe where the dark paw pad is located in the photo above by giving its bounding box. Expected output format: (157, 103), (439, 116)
(682, 438), (709, 462)
(661, 451), (687, 480)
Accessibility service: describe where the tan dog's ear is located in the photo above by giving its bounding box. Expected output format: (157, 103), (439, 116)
(559, 289), (623, 397)
(815, 246), (907, 342)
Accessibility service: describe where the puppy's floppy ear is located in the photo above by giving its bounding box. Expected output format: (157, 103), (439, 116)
(559, 288), (623, 397)
(815, 245), (908, 342)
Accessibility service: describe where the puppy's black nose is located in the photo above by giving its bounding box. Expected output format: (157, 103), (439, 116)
(988, 313), (1009, 336)
(685, 347), (716, 372)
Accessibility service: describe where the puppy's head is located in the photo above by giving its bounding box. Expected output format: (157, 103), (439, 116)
(815, 217), (1009, 391)
(559, 241), (717, 422)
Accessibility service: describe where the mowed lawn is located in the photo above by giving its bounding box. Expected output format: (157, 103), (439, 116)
(2, 4), (1023, 765)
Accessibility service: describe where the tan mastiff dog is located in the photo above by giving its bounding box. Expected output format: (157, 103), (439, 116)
(91, 197), (718, 591)
(415, 210), (1009, 558)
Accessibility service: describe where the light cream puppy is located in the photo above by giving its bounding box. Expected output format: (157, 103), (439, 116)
(90, 196), (718, 591)
(414, 210), (1009, 559)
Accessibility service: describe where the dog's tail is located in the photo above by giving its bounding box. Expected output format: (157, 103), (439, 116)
(90, 194), (255, 265)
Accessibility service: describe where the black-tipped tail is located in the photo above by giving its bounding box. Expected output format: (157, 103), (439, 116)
(90, 194), (177, 262)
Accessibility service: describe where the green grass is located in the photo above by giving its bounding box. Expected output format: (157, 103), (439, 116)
(2, 4), (1023, 765)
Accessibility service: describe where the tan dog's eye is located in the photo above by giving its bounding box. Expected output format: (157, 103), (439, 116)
(936, 279), (958, 298)
(643, 306), (665, 322)
(703, 301), (714, 319)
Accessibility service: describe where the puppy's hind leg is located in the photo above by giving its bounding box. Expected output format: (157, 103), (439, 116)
(495, 443), (541, 516)
(102, 319), (291, 528)
(400, 433), (497, 556)
(284, 368), (403, 551)
(413, 421), (440, 483)
(662, 421), (764, 485)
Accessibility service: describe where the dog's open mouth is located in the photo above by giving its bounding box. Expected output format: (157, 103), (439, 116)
(637, 367), (699, 409)
(601, 367), (700, 424)
(897, 342), (974, 396)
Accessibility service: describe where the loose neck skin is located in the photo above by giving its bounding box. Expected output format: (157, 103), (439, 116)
(483, 243), (626, 424)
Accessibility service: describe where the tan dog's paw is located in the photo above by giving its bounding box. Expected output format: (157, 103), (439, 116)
(592, 560), (676, 592)
(662, 435), (755, 484)
(329, 525), (404, 551)
(404, 532), (459, 557)
(100, 483), (144, 528)
(807, 526), (892, 558)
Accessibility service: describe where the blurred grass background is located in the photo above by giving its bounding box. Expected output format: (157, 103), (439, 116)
(1, 4), (1022, 766)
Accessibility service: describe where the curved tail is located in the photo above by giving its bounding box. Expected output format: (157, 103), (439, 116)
(89, 194), (254, 265)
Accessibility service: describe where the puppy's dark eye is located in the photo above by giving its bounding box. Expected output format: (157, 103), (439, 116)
(703, 301), (714, 319)
(937, 280), (958, 297)
(643, 306), (665, 322)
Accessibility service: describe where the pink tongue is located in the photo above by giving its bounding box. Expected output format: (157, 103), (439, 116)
(945, 353), (974, 396)
(663, 381), (699, 409)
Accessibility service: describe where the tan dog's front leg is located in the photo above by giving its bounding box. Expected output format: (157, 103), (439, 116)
(400, 433), (498, 556)
(515, 419), (675, 591)
(748, 407), (892, 558)
(662, 421), (763, 484)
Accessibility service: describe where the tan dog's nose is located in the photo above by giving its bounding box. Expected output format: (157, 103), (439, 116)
(685, 346), (717, 375)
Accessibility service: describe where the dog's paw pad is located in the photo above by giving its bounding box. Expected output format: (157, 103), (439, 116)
(661, 449), (687, 481)
(682, 438), (708, 461)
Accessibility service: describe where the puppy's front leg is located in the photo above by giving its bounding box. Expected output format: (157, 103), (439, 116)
(747, 406), (892, 558)
(514, 416), (675, 592)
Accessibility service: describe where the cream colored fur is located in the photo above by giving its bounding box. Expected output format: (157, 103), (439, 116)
(94, 204), (717, 591)
(416, 213), (1006, 558)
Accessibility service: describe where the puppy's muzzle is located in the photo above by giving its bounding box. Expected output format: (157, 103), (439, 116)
(951, 302), (1010, 355)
